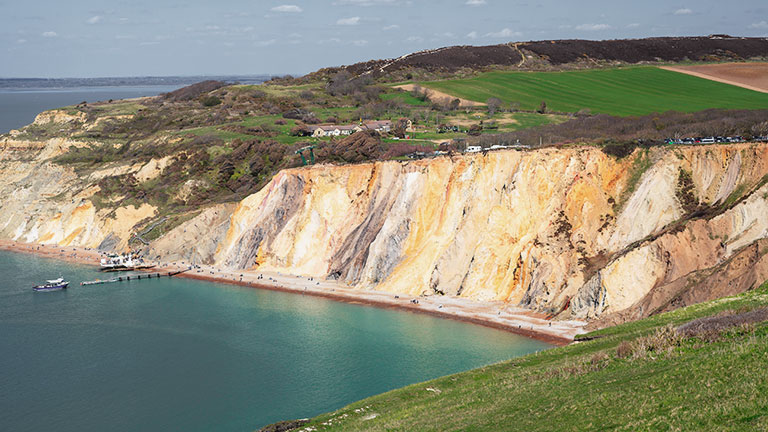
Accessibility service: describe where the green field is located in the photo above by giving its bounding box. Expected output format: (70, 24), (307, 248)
(380, 91), (431, 106)
(297, 282), (768, 431)
(420, 67), (768, 116)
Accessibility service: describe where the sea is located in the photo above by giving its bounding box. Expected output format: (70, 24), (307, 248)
(0, 76), (270, 134)
(0, 250), (551, 431)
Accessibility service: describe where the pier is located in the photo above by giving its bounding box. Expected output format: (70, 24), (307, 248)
(81, 269), (190, 286)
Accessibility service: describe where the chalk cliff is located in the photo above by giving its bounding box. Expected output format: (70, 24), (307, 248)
(3, 127), (768, 323)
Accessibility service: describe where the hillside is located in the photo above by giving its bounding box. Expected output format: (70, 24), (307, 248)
(309, 36), (768, 81)
(289, 282), (768, 431)
(5, 116), (768, 326)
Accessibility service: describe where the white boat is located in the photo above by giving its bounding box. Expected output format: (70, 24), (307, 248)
(33, 278), (69, 292)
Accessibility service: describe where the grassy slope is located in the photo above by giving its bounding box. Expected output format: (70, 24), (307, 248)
(301, 282), (768, 431)
(420, 67), (768, 117)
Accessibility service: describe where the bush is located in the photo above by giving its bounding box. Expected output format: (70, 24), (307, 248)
(200, 96), (222, 107)
(290, 124), (313, 137)
(615, 341), (633, 358)
(602, 142), (637, 158)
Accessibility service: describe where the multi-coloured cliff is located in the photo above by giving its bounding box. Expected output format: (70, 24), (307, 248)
(205, 144), (768, 324)
(3, 117), (768, 324)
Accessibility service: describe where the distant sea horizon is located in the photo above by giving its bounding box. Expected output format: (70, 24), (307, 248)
(0, 75), (271, 134)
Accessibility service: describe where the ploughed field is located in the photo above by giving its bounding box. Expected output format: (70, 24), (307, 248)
(662, 62), (768, 93)
(418, 66), (768, 116)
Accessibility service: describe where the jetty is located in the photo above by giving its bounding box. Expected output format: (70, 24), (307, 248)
(81, 269), (190, 286)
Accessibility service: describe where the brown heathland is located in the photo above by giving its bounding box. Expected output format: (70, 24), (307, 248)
(661, 62), (768, 93)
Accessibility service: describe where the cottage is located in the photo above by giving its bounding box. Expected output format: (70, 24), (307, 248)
(359, 120), (392, 133)
(310, 125), (357, 137)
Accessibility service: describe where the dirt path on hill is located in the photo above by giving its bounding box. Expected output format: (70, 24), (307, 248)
(661, 63), (768, 94)
(394, 84), (486, 107)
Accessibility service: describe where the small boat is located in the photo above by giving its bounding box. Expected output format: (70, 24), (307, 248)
(33, 278), (69, 292)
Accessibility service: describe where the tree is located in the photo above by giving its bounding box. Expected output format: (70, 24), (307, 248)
(290, 123), (313, 137)
(468, 124), (482, 136)
(449, 98), (461, 111)
(537, 101), (547, 114)
(486, 97), (502, 116)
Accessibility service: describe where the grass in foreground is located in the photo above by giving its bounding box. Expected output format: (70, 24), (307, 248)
(295, 282), (768, 431)
(420, 67), (768, 116)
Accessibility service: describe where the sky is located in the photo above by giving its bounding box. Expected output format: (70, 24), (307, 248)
(2, 0), (767, 78)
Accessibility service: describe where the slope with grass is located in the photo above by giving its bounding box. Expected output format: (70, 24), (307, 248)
(293, 281), (768, 431)
(419, 67), (768, 116)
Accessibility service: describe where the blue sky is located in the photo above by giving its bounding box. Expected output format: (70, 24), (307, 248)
(2, 0), (767, 78)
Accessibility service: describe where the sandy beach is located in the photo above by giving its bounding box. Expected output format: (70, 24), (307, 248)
(0, 239), (586, 345)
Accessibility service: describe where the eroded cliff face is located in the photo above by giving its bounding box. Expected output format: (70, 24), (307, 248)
(0, 135), (159, 251)
(3, 128), (768, 323)
(207, 143), (768, 322)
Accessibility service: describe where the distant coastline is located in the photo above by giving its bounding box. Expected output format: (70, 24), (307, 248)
(0, 75), (272, 133)
(0, 75), (272, 89)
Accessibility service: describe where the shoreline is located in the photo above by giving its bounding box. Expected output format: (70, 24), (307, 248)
(0, 239), (585, 345)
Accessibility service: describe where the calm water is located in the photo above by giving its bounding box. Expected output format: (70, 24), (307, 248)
(0, 86), (183, 134)
(0, 251), (551, 431)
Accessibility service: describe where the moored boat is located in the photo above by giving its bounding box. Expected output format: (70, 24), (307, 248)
(33, 278), (69, 292)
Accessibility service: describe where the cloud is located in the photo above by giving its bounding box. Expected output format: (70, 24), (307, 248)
(467, 31), (478, 39)
(337, 16), (361, 25)
(41, 31), (58, 37)
(271, 5), (302, 13)
(382, 24), (399, 30)
(627, 23), (640, 28)
(352, 39), (368, 46)
(673, 8), (692, 15)
(256, 39), (277, 46)
(749, 21), (768, 29)
(317, 37), (342, 44)
(465, 0), (486, 5)
(87, 15), (102, 24)
(333, 0), (399, 5)
(574, 23), (612, 31)
(16, 39), (27, 44)
(485, 28), (522, 38)
(405, 36), (423, 42)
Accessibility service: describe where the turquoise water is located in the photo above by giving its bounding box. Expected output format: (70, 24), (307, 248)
(0, 250), (551, 431)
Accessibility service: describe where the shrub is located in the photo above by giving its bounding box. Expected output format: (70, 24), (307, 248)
(200, 96), (222, 107)
(616, 341), (633, 358)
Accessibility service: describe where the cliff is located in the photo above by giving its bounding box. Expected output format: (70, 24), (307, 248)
(3, 129), (768, 323)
